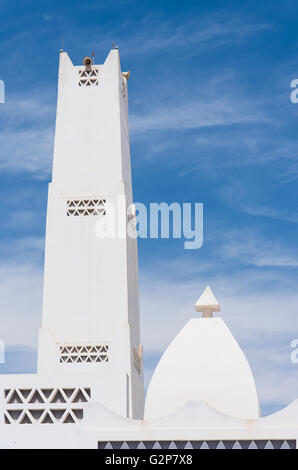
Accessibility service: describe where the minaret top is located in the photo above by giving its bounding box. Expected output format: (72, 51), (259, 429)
(51, 46), (131, 195)
(194, 285), (221, 318)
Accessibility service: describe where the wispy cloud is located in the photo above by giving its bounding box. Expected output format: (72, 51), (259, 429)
(0, 95), (55, 176)
(0, 236), (44, 264)
(0, 128), (53, 175)
(0, 261), (43, 350)
(220, 181), (298, 223)
(116, 13), (273, 57)
(0, 235), (44, 354)
(220, 229), (298, 268)
(131, 96), (267, 134)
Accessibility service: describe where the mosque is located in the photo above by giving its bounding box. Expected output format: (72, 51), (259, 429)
(0, 48), (297, 449)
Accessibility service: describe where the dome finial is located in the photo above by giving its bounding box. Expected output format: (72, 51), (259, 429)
(195, 285), (220, 318)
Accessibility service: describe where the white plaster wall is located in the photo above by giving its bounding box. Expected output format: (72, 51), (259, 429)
(38, 49), (144, 419)
(144, 318), (260, 420)
(0, 373), (129, 420)
(1, 399), (297, 449)
(52, 51), (123, 195)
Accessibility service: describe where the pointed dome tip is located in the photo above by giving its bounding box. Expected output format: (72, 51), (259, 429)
(195, 285), (221, 317)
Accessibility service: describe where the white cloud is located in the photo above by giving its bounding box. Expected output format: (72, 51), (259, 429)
(232, 203), (298, 223)
(0, 128), (53, 176)
(0, 237), (44, 263)
(220, 229), (298, 267)
(116, 14), (273, 57)
(0, 262), (43, 350)
(0, 95), (55, 177)
(130, 96), (267, 134)
(0, 236), (44, 353)
(140, 263), (298, 353)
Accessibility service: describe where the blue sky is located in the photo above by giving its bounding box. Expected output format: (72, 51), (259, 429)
(1, 0), (298, 416)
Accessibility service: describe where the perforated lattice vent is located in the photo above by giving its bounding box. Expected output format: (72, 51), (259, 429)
(4, 387), (91, 424)
(78, 68), (99, 86)
(127, 205), (136, 233)
(127, 212), (135, 227)
(5, 408), (83, 425)
(67, 199), (106, 216)
(98, 440), (296, 450)
(121, 78), (126, 101)
(133, 348), (142, 375)
(59, 345), (109, 363)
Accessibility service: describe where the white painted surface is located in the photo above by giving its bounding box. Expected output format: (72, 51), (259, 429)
(37, 49), (143, 418)
(0, 399), (297, 449)
(195, 285), (221, 316)
(0, 373), (129, 419)
(80, 401), (298, 449)
(144, 317), (260, 420)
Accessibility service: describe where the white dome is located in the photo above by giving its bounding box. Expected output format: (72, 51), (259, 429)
(144, 317), (260, 420)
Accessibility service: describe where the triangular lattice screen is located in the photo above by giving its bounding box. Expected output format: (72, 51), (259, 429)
(133, 348), (142, 375)
(4, 387), (91, 424)
(59, 345), (109, 363)
(78, 68), (99, 86)
(121, 78), (126, 101)
(66, 199), (106, 217)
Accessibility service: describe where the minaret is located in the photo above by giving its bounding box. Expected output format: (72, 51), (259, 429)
(37, 49), (144, 419)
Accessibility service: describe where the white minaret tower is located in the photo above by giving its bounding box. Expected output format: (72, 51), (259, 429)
(37, 49), (144, 419)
